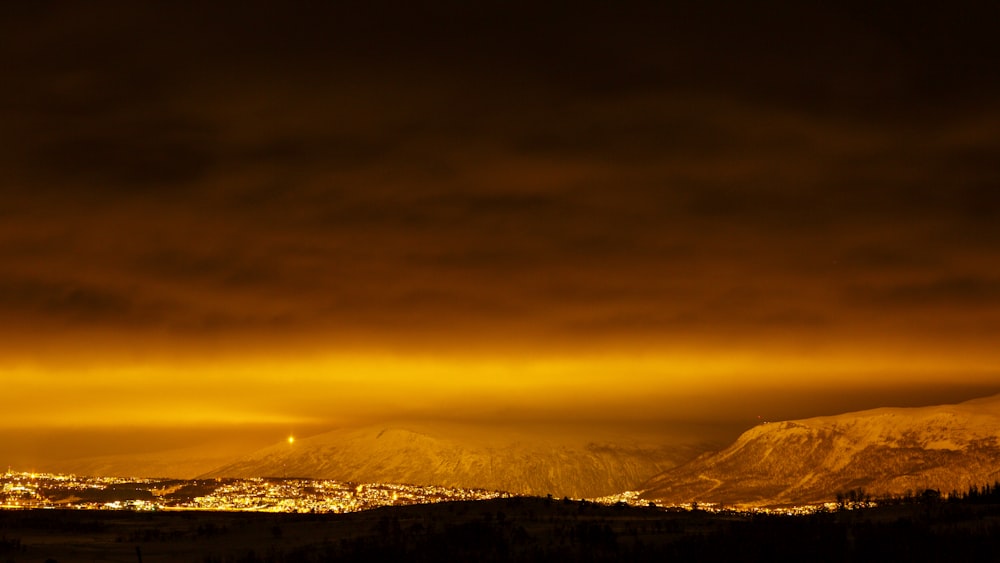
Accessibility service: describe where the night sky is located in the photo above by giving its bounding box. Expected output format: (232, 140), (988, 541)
(3, 2), (1000, 466)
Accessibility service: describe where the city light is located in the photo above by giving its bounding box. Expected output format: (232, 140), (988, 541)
(0, 470), (510, 513)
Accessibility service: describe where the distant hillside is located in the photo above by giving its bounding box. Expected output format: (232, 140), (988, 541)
(202, 425), (712, 498)
(642, 394), (1000, 507)
(49, 441), (264, 479)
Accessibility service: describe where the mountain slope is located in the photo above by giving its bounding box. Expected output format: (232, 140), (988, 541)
(642, 394), (1000, 507)
(202, 425), (711, 498)
(49, 442), (259, 480)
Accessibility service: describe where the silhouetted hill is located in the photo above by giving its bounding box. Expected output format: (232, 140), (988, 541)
(5, 494), (1000, 562)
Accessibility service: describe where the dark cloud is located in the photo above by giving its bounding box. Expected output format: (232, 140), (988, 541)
(0, 278), (126, 317)
(30, 130), (213, 190)
(849, 277), (1000, 309)
(0, 1), (999, 360)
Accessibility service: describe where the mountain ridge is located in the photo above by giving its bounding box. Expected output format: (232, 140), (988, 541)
(641, 393), (1000, 507)
(201, 424), (713, 498)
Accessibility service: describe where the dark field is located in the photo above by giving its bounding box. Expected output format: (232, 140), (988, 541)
(3, 496), (1000, 562)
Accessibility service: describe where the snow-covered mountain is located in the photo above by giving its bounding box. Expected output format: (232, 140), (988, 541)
(202, 425), (711, 498)
(642, 394), (1000, 507)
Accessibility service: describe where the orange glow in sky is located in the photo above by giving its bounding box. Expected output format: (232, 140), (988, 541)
(4, 348), (998, 432)
(2, 3), (999, 470)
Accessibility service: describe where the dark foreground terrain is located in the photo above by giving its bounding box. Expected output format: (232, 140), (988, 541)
(3, 495), (1000, 562)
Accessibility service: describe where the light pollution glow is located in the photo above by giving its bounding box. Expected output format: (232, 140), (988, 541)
(2, 3), (999, 469)
(5, 349), (999, 430)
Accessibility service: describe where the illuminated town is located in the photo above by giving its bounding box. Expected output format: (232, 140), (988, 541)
(2, 470), (848, 516)
(0, 470), (510, 513)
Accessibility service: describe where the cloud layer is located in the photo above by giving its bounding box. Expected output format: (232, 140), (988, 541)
(1, 2), (999, 436)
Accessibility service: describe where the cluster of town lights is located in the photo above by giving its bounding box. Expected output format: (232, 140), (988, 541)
(3, 470), (851, 515)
